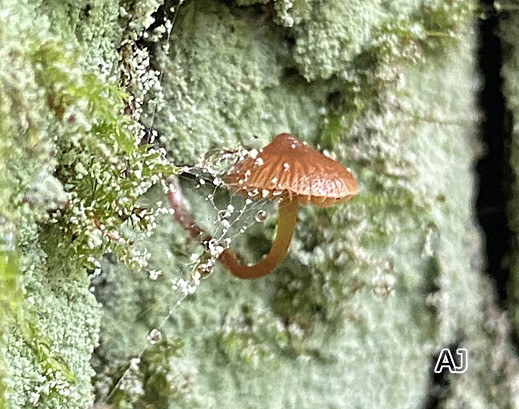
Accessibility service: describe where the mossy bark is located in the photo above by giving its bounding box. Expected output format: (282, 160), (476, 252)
(2, 0), (518, 408)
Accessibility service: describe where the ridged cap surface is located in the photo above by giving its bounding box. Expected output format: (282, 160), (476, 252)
(224, 133), (359, 207)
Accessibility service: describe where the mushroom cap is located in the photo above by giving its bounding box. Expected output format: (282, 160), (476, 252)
(224, 133), (359, 207)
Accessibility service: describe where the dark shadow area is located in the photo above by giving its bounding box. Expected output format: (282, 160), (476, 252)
(475, 1), (513, 307)
(423, 343), (461, 409)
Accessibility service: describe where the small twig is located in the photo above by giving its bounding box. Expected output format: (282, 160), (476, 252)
(165, 178), (211, 247)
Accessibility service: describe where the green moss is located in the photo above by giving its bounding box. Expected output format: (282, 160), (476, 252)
(0, 0), (177, 407)
(23, 37), (175, 270)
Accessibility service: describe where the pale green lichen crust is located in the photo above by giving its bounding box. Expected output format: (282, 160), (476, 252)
(4, 224), (101, 408)
(155, 0), (472, 163)
(92, 0), (519, 408)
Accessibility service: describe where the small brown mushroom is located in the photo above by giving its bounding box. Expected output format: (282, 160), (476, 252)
(219, 133), (359, 279)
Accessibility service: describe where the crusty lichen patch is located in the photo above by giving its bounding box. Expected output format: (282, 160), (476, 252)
(4, 224), (101, 408)
(91, 0), (511, 408)
(155, 0), (329, 163)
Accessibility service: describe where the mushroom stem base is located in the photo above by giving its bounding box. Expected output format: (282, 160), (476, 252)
(218, 198), (298, 279)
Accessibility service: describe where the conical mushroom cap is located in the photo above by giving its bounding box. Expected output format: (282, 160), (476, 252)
(224, 133), (359, 207)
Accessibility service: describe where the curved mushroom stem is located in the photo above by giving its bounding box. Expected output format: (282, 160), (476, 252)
(218, 198), (298, 279)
